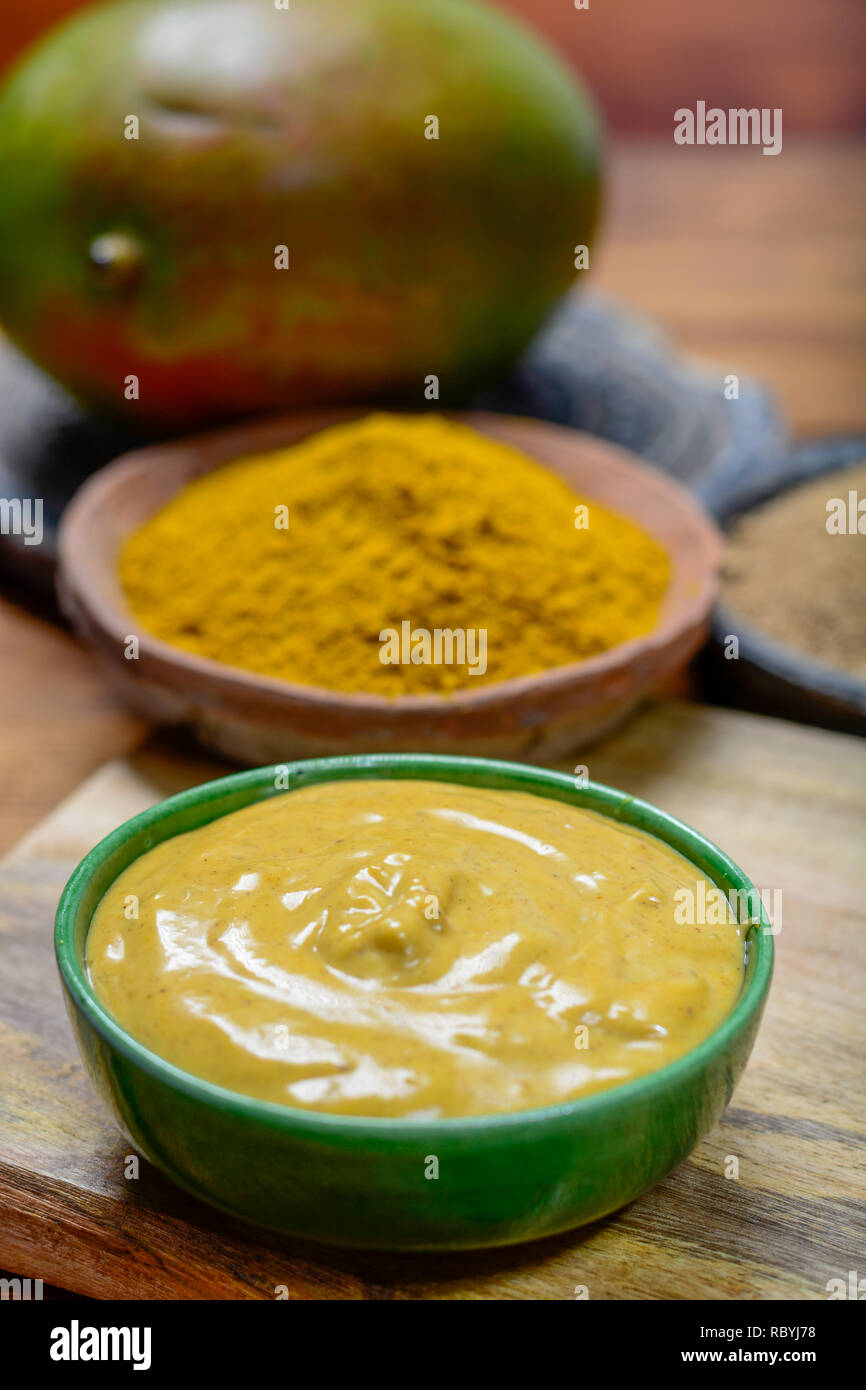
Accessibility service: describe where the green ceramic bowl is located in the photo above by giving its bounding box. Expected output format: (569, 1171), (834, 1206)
(55, 754), (773, 1251)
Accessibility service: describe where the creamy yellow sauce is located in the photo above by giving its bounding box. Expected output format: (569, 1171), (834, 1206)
(87, 780), (745, 1118)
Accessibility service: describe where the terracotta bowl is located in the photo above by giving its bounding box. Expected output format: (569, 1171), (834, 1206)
(57, 410), (723, 763)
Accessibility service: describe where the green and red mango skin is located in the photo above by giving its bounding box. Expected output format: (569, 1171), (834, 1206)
(0, 0), (602, 429)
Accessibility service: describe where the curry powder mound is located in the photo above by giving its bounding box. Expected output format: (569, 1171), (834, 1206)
(119, 413), (670, 695)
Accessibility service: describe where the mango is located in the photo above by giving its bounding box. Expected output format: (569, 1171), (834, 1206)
(0, 0), (601, 428)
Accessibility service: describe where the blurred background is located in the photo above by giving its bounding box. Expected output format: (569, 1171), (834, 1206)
(6, 0), (865, 132)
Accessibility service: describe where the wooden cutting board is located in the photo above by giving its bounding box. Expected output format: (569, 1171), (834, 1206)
(1, 702), (863, 1300)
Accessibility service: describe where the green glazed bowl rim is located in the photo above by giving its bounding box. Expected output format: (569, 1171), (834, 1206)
(55, 753), (773, 1139)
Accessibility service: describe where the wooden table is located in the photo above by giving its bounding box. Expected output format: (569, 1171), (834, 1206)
(1, 140), (864, 1299)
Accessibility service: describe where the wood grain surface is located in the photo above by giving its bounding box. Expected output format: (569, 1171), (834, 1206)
(1, 701), (863, 1300)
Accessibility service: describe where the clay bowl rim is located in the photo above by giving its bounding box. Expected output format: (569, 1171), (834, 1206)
(57, 408), (723, 715)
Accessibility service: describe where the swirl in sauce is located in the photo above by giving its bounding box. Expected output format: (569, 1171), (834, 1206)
(87, 780), (745, 1118)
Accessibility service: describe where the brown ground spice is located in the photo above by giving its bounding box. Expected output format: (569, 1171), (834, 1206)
(722, 463), (866, 677)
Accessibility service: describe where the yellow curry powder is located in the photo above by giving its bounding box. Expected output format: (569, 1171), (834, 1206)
(119, 414), (670, 694)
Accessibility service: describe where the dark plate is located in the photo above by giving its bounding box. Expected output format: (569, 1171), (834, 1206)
(703, 439), (866, 736)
